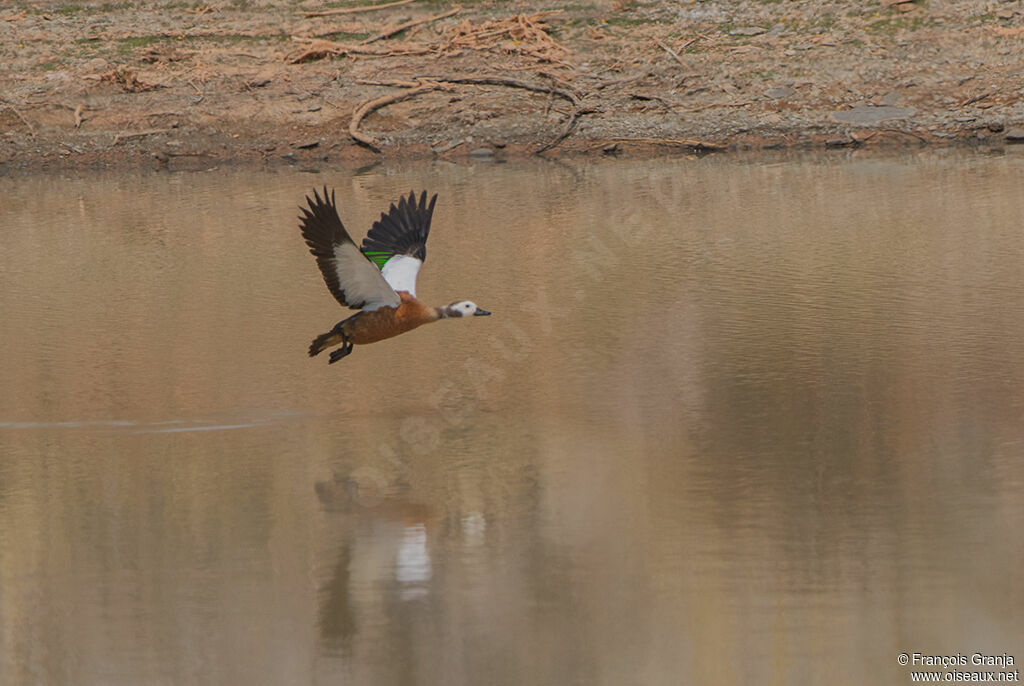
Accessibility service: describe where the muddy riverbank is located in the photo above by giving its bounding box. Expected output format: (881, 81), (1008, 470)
(2, 0), (1024, 171)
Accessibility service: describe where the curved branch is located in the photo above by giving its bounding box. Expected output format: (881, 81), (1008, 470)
(359, 7), (459, 45)
(348, 74), (585, 154)
(349, 82), (443, 152)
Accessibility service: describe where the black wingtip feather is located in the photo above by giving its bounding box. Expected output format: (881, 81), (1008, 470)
(298, 186), (363, 309)
(361, 189), (437, 264)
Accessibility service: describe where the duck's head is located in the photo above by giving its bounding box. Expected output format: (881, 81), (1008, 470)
(441, 300), (491, 318)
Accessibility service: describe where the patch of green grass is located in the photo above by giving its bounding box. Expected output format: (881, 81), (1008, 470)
(866, 13), (934, 34)
(227, 33), (288, 43)
(38, 60), (61, 71)
(26, 1), (130, 14)
(117, 35), (164, 54)
(870, 15), (910, 33)
(179, 33), (289, 46)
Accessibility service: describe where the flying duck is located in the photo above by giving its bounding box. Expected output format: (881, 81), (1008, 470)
(299, 187), (490, 364)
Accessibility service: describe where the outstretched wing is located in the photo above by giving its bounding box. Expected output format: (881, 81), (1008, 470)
(361, 190), (437, 297)
(299, 188), (400, 311)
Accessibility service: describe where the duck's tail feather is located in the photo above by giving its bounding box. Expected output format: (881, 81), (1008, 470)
(309, 330), (345, 357)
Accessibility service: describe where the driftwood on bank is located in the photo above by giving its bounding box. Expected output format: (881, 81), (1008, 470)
(287, 10), (567, 65)
(287, 7), (459, 62)
(347, 75), (584, 154)
(359, 7), (459, 45)
(290, 7), (582, 152)
(288, 40), (432, 62)
(439, 12), (568, 65)
(302, 0), (416, 19)
(348, 82), (450, 153)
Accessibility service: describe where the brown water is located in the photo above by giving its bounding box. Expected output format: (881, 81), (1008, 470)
(1, 154), (1023, 685)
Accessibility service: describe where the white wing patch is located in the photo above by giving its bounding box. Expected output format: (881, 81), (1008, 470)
(381, 255), (423, 297)
(333, 242), (400, 311)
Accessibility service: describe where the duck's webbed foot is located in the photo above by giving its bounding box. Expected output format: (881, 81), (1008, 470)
(328, 341), (354, 364)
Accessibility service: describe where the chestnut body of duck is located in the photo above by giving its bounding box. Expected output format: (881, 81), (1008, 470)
(310, 291), (441, 350)
(343, 291), (441, 345)
(299, 188), (490, 364)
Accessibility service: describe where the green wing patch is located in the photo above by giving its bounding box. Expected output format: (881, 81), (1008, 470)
(363, 251), (391, 271)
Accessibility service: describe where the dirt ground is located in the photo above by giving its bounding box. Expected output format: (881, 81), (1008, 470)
(2, 0), (1024, 171)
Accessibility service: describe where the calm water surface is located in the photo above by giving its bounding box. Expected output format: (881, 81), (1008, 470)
(1, 154), (1023, 685)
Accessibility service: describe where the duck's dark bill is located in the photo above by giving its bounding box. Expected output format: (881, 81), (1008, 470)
(473, 308), (491, 316)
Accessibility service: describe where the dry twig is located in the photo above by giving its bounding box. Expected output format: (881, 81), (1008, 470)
(90, 66), (163, 92)
(956, 92), (991, 109)
(73, 104), (85, 128)
(440, 12), (569, 65)
(630, 92), (674, 109)
(112, 128), (173, 145)
(360, 7), (459, 45)
(2, 103), (36, 138)
(879, 127), (931, 143)
(288, 9), (567, 65)
(655, 39), (684, 66)
(680, 100), (753, 113)
(432, 138), (465, 153)
(606, 137), (725, 152)
(303, 0), (416, 18)
(596, 71), (652, 91)
(288, 39), (432, 62)
(356, 78), (421, 87)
